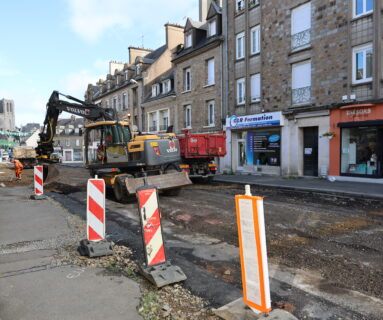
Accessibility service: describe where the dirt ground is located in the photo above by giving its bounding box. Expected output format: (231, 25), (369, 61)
(0, 163), (34, 187)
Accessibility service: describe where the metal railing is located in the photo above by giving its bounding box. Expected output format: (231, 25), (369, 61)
(291, 29), (311, 50)
(292, 86), (311, 105)
(149, 126), (157, 132)
(159, 124), (168, 131)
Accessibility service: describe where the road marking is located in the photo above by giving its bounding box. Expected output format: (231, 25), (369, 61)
(66, 268), (85, 279)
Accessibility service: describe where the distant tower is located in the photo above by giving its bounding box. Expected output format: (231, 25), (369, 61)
(0, 99), (16, 131)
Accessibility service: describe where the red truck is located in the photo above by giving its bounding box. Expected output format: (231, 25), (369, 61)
(178, 130), (226, 179)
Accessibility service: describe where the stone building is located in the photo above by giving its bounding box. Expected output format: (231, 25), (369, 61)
(0, 99), (16, 131)
(172, 0), (224, 134)
(222, 0), (383, 182)
(53, 118), (85, 162)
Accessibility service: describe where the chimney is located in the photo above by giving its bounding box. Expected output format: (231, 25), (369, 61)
(199, 0), (212, 22)
(165, 23), (185, 50)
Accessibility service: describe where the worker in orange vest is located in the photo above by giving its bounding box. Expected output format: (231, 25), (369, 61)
(12, 159), (24, 180)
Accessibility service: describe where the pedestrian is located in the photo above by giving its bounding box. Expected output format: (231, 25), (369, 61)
(12, 159), (24, 180)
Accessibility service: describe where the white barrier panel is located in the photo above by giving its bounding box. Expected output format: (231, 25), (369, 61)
(235, 191), (271, 313)
(34, 166), (44, 195)
(87, 178), (106, 241)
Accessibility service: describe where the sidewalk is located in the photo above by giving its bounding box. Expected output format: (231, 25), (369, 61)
(213, 174), (383, 199)
(0, 186), (142, 320)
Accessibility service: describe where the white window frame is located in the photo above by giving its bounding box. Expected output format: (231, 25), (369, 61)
(236, 32), (245, 60)
(207, 100), (215, 126)
(251, 73), (261, 102)
(184, 68), (191, 92)
(353, 0), (373, 18)
(352, 43), (373, 84)
(65, 139), (70, 147)
(113, 96), (117, 110)
(162, 80), (171, 94)
(185, 105), (192, 128)
(292, 60), (311, 90)
(236, 78), (246, 105)
(236, 0), (245, 11)
(206, 58), (215, 86)
(122, 92), (128, 110)
(152, 84), (160, 97)
(75, 139), (80, 147)
(208, 19), (217, 37)
(291, 2), (311, 36)
(148, 111), (158, 132)
(159, 109), (169, 131)
(250, 25), (260, 55)
(185, 33), (192, 48)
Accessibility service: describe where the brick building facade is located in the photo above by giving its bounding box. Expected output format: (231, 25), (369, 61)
(222, 0), (383, 182)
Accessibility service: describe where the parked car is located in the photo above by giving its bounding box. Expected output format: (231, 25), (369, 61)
(50, 152), (62, 163)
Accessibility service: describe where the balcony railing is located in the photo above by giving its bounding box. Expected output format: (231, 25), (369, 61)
(292, 86), (311, 105)
(291, 29), (311, 50)
(159, 124), (168, 131)
(149, 126), (157, 132)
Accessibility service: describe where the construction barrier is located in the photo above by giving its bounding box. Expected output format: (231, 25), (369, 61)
(235, 185), (271, 313)
(136, 185), (187, 287)
(87, 178), (106, 241)
(137, 186), (166, 266)
(79, 177), (113, 257)
(34, 165), (44, 195)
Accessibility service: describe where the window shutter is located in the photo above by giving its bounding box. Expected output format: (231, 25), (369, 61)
(292, 61), (311, 89)
(291, 2), (311, 35)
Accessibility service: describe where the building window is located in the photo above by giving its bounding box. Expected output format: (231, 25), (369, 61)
(353, 44), (373, 84)
(184, 68), (191, 92)
(207, 100), (215, 126)
(354, 0), (373, 17)
(148, 112), (158, 132)
(249, 0), (259, 8)
(185, 33), (192, 48)
(291, 2), (311, 50)
(75, 139), (80, 147)
(152, 84), (160, 97)
(159, 109), (169, 131)
(113, 97), (117, 110)
(251, 73), (261, 102)
(292, 60), (311, 105)
(236, 32), (245, 60)
(341, 126), (379, 176)
(66, 139), (70, 147)
(122, 93), (127, 110)
(184, 105), (192, 128)
(125, 72), (129, 81)
(250, 25), (260, 55)
(206, 58), (215, 86)
(162, 80), (171, 94)
(208, 20), (217, 37)
(237, 78), (246, 105)
(236, 0), (245, 11)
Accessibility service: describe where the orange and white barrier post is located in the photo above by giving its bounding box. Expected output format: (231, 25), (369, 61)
(137, 186), (166, 266)
(30, 165), (46, 200)
(136, 185), (186, 287)
(235, 185), (271, 313)
(87, 177), (106, 241)
(79, 176), (113, 257)
(34, 165), (44, 195)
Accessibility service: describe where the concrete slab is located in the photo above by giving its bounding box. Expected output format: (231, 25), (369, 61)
(213, 298), (298, 320)
(0, 265), (142, 320)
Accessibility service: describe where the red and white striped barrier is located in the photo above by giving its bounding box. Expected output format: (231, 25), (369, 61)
(137, 187), (166, 266)
(34, 166), (44, 195)
(87, 178), (106, 241)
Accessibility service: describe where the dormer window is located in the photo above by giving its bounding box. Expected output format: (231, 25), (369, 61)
(208, 20), (217, 37)
(107, 81), (111, 90)
(125, 72), (129, 81)
(152, 84), (160, 97)
(185, 33), (192, 48)
(162, 80), (171, 94)
(116, 76), (119, 85)
(236, 0), (245, 11)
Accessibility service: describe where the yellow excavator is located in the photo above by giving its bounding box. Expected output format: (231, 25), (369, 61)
(36, 91), (191, 201)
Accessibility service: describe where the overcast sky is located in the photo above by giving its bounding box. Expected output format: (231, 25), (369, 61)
(0, 0), (198, 127)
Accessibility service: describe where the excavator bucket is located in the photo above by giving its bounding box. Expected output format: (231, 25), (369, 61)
(124, 171), (192, 195)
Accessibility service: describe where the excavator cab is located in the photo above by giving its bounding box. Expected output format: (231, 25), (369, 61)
(84, 121), (132, 168)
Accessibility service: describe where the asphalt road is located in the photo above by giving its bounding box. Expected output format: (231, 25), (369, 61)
(47, 180), (383, 320)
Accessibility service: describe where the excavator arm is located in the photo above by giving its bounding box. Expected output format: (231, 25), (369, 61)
(36, 90), (116, 159)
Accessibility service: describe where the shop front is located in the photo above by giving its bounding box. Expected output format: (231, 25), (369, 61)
(225, 112), (283, 175)
(329, 103), (383, 181)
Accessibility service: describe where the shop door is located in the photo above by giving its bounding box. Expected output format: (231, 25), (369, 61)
(237, 139), (246, 171)
(303, 127), (318, 176)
